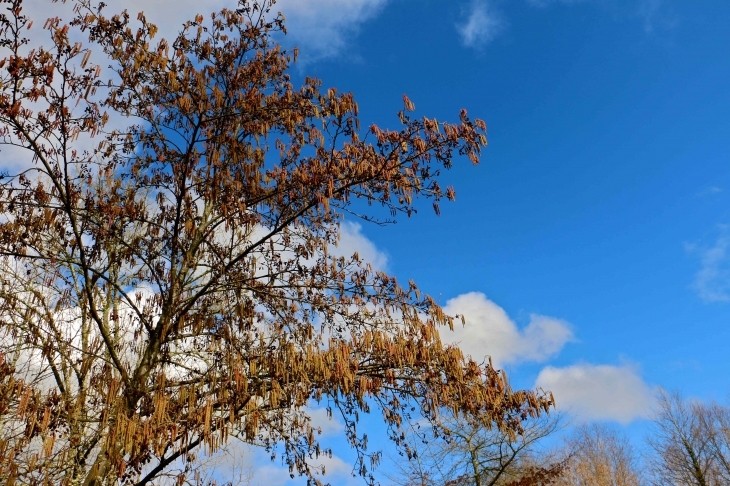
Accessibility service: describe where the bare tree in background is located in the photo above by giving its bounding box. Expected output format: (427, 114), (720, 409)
(697, 401), (730, 482)
(386, 411), (565, 486)
(555, 423), (642, 486)
(385, 390), (730, 486)
(646, 389), (716, 486)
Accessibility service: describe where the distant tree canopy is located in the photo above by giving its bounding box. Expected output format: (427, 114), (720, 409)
(0, 0), (554, 484)
(647, 390), (730, 486)
(386, 411), (566, 486)
(387, 389), (730, 486)
(555, 423), (642, 486)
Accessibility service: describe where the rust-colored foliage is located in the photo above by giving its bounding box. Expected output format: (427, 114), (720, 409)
(502, 460), (570, 486)
(436, 461), (567, 486)
(0, 0), (554, 484)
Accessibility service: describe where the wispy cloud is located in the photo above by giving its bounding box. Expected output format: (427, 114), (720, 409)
(527, 0), (589, 7)
(129, 0), (389, 62)
(456, 0), (505, 49)
(638, 0), (662, 31)
(697, 186), (723, 197)
(528, 0), (677, 34)
(687, 225), (730, 303)
(535, 363), (655, 424)
(274, 0), (389, 62)
(442, 292), (574, 367)
(637, 0), (676, 34)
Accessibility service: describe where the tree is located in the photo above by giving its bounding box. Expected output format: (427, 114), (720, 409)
(696, 400), (730, 482)
(646, 389), (730, 486)
(555, 423), (642, 486)
(647, 390), (715, 486)
(0, 0), (555, 484)
(387, 411), (565, 486)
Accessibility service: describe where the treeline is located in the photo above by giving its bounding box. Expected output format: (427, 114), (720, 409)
(387, 389), (730, 486)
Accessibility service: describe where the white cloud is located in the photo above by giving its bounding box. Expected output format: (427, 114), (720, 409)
(535, 363), (655, 424)
(22, 0), (387, 62)
(273, 0), (389, 62)
(687, 225), (730, 303)
(331, 221), (389, 271)
(248, 450), (360, 486)
(307, 407), (344, 437)
(21, 0), (229, 44)
(104, 0), (228, 37)
(442, 292), (574, 367)
(456, 0), (505, 48)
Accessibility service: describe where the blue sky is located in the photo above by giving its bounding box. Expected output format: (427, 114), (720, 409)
(32, 0), (730, 482)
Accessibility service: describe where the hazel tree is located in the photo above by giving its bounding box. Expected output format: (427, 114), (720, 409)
(0, 0), (554, 484)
